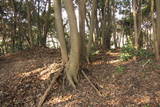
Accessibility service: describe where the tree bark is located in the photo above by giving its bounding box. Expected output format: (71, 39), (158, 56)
(132, 0), (141, 49)
(101, 0), (112, 50)
(78, 0), (86, 62)
(156, 0), (160, 49)
(86, 0), (97, 62)
(40, 0), (51, 47)
(26, 0), (33, 47)
(10, 0), (17, 52)
(151, 0), (160, 60)
(54, 0), (68, 64)
(64, 0), (81, 88)
(112, 0), (117, 49)
(37, 0), (42, 45)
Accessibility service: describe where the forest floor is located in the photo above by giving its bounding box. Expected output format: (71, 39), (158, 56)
(0, 47), (160, 107)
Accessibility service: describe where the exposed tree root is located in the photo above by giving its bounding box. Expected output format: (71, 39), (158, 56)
(37, 66), (64, 107)
(81, 70), (102, 96)
(65, 62), (79, 89)
(37, 66), (100, 107)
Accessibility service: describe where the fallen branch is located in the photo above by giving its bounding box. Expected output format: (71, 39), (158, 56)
(37, 70), (63, 107)
(142, 59), (151, 68)
(81, 70), (102, 96)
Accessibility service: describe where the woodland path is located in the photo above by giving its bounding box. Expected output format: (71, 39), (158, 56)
(0, 47), (160, 107)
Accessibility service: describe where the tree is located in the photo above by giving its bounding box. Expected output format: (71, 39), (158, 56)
(26, 0), (33, 47)
(10, 0), (17, 51)
(156, 0), (160, 50)
(78, 0), (87, 62)
(86, 0), (97, 62)
(40, 0), (51, 46)
(112, 0), (118, 49)
(54, 0), (68, 64)
(63, 0), (81, 88)
(151, 0), (160, 60)
(132, 0), (142, 49)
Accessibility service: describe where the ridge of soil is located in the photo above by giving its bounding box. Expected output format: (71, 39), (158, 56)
(0, 47), (160, 107)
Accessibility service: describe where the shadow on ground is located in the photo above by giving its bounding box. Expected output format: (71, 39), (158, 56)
(0, 48), (160, 107)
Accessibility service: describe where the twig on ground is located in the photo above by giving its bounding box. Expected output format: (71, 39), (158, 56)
(81, 70), (102, 96)
(37, 67), (63, 107)
(142, 59), (151, 68)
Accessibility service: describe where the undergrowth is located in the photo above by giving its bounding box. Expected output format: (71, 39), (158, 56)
(120, 43), (154, 61)
(115, 66), (125, 73)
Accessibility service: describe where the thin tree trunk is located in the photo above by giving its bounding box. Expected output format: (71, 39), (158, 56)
(54, 0), (68, 64)
(40, 0), (51, 46)
(112, 0), (117, 49)
(86, 0), (97, 62)
(37, 0), (42, 45)
(2, 19), (7, 54)
(95, 14), (100, 47)
(10, 0), (17, 52)
(26, 0), (33, 47)
(133, 0), (141, 49)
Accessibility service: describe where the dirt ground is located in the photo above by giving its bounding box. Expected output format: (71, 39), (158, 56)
(0, 47), (160, 107)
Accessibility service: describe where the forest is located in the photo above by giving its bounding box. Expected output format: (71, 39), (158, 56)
(0, 0), (160, 106)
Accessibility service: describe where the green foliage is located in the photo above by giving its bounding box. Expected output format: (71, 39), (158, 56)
(115, 66), (125, 73)
(135, 49), (154, 59)
(120, 53), (132, 61)
(92, 50), (100, 56)
(120, 43), (154, 61)
(97, 0), (105, 9)
(143, 104), (151, 107)
(120, 43), (135, 61)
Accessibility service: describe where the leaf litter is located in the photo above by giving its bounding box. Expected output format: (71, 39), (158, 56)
(0, 47), (160, 107)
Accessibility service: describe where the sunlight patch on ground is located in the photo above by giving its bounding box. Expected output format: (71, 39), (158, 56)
(105, 98), (121, 106)
(108, 52), (120, 56)
(18, 62), (61, 80)
(18, 67), (44, 77)
(109, 58), (135, 66)
(92, 61), (104, 65)
(47, 95), (73, 105)
(109, 59), (121, 64)
(134, 96), (151, 104)
(39, 62), (60, 80)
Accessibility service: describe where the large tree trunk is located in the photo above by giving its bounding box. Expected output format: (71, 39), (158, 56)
(64, 0), (81, 88)
(101, 0), (112, 50)
(152, 0), (160, 60)
(156, 0), (160, 49)
(86, 0), (97, 62)
(54, 0), (68, 64)
(78, 0), (86, 62)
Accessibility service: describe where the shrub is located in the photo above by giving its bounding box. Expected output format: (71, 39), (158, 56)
(120, 43), (135, 61)
(115, 66), (125, 73)
(120, 43), (154, 61)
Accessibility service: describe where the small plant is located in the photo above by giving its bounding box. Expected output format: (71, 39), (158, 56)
(144, 104), (151, 107)
(135, 49), (154, 59)
(120, 53), (133, 61)
(115, 66), (125, 73)
(92, 50), (100, 55)
(120, 43), (135, 61)
(120, 43), (154, 61)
